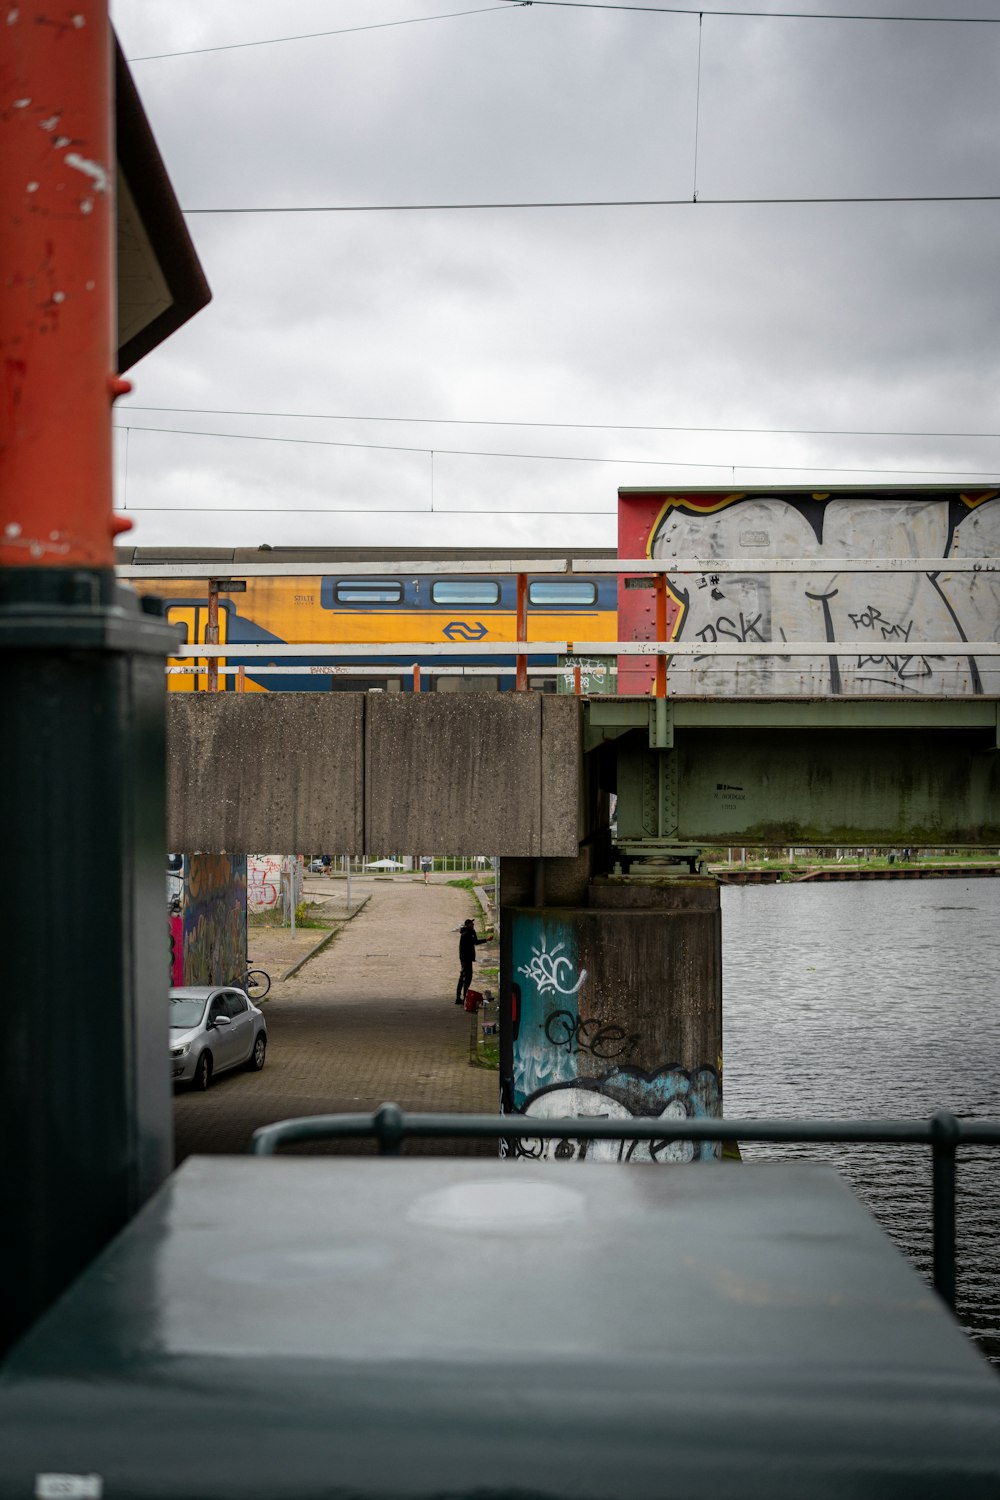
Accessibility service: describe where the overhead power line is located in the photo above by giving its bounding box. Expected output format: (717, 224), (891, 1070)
(502, 1), (1000, 21)
(119, 504), (620, 515)
(182, 194), (1000, 213)
(125, 0), (1000, 59)
(112, 422), (1000, 480)
(121, 404), (1000, 442)
(126, 5), (511, 62)
(111, 422), (743, 468)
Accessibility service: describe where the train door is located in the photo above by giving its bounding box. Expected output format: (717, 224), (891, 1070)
(164, 602), (230, 692)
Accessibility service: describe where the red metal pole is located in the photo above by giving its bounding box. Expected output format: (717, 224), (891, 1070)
(574, 666), (582, 695)
(1, 3), (183, 1352)
(413, 663), (421, 692)
(654, 573), (667, 698)
(516, 573), (528, 692)
(0, 1), (129, 569)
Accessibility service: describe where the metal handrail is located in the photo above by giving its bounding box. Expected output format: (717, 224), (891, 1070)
(249, 1104), (1000, 1312)
(117, 556), (1000, 579)
(169, 639), (1000, 658)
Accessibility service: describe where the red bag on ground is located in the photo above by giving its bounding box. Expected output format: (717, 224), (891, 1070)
(464, 989), (483, 1013)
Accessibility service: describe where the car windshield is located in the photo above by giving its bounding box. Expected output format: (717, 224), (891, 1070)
(170, 996), (208, 1029)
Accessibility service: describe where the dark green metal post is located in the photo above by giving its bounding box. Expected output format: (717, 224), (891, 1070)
(374, 1102), (405, 1156)
(0, 569), (178, 1354)
(931, 1110), (959, 1311)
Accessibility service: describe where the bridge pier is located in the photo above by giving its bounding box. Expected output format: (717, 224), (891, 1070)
(498, 859), (722, 1160)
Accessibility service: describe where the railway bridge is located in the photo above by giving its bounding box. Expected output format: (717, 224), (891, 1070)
(156, 538), (1000, 1161)
(166, 674), (1000, 1155)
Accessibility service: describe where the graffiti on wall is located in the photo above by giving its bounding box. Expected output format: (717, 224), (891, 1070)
(248, 854), (282, 914)
(518, 1068), (721, 1162)
(518, 931), (588, 999)
(505, 911), (720, 1162)
(618, 488), (1000, 696)
(169, 913), (183, 986)
(183, 854), (247, 986)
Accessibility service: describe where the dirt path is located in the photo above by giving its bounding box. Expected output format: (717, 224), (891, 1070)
(173, 876), (499, 1163)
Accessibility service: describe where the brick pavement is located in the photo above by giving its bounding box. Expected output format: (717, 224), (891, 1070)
(173, 875), (499, 1164)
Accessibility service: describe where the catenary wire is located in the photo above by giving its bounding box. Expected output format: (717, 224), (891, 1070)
(125, 0), (1000, 60)
(125, 5), (512, 61)
(120, 404), (1000, 442)
(182, 193), (1000, 212)
(501, 1), (1000, 22)
(111, 423), (1000, 480)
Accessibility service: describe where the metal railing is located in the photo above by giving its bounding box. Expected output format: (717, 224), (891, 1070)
(249, 1104), (1000, 1312)
(123, 554), (1000, 694)
(119, 556), (1000, 579)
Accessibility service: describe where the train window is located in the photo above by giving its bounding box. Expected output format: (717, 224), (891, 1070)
(528, 581), (597, 606)
(430, 580), (500, 606)
(333, 581), (403, 605)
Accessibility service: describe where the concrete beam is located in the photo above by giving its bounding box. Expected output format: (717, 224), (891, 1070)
(365, 693), (580, 857)
(166, 692), (582, 856)
(166, 694), (364, 853)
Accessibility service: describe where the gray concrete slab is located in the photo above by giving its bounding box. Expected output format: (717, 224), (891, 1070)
(166, 693), (582, 856)
(542, 694), (583, 851)
(365, 692), (580, 856)
(166, 693), (364, 853)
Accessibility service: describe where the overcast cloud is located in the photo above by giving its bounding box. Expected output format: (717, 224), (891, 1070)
(110, 0), (1000, 551)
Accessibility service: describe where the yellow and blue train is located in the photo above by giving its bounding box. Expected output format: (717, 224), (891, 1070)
(116, 546), (618, 691)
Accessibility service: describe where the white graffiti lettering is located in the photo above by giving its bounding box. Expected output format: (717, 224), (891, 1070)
(518, 934), (587, 998)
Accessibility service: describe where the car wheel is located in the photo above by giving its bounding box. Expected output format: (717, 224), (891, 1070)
(193, 1051), (213, 1091)
(246, 1033), (267, 1072)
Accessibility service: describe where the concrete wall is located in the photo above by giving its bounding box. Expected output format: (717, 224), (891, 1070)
(167, 693), (364, 854)
(500, 877), (722, 1162)
(166, 692), (581, 857)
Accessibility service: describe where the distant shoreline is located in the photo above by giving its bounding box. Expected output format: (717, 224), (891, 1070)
(714, 862), (1000, 885)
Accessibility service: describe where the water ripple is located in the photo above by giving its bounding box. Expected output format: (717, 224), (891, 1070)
(722, 876), (1000, 1365)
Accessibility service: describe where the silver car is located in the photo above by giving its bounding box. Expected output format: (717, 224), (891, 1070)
(170, 985), (267, 1090)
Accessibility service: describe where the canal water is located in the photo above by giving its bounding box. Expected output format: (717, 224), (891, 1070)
(722, 876), (1000, 1365)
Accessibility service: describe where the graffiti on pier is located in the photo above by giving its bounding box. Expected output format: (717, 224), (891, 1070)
(518, 931), (587, 998)
(510, 915), (587, 1101)
(618, 487), (1000, 696)
(516, 1066), (722, 1163)
(183, 853), (247, 986)
(543, 1010), (640, 1061)
(505, 910), (721, 1162)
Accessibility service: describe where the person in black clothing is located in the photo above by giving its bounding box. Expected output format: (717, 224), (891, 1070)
(455, 917), (490, 1005)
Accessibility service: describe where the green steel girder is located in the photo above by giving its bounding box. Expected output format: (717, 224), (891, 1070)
(593, 697), (1000, 847)
(586, 695), (1000, 741)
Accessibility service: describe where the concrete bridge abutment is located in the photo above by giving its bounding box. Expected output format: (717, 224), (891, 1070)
(498, 860), (722, 1160)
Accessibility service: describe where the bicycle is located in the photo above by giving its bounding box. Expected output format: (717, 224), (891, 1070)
(240, 965), (271, 1001)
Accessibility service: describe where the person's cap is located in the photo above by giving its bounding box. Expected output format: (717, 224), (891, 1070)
(463, 918), (475, 927)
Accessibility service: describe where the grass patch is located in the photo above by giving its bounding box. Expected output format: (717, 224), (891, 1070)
(295, 902), (336, 928)
(446, 878), (477, 893)
(249, 909), (286, 928)
(474, 1041), (499, 1070)
(249, 903), (330, 930)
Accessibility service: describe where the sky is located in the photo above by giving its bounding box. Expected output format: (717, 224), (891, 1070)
(110, 0), (1000, 552)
